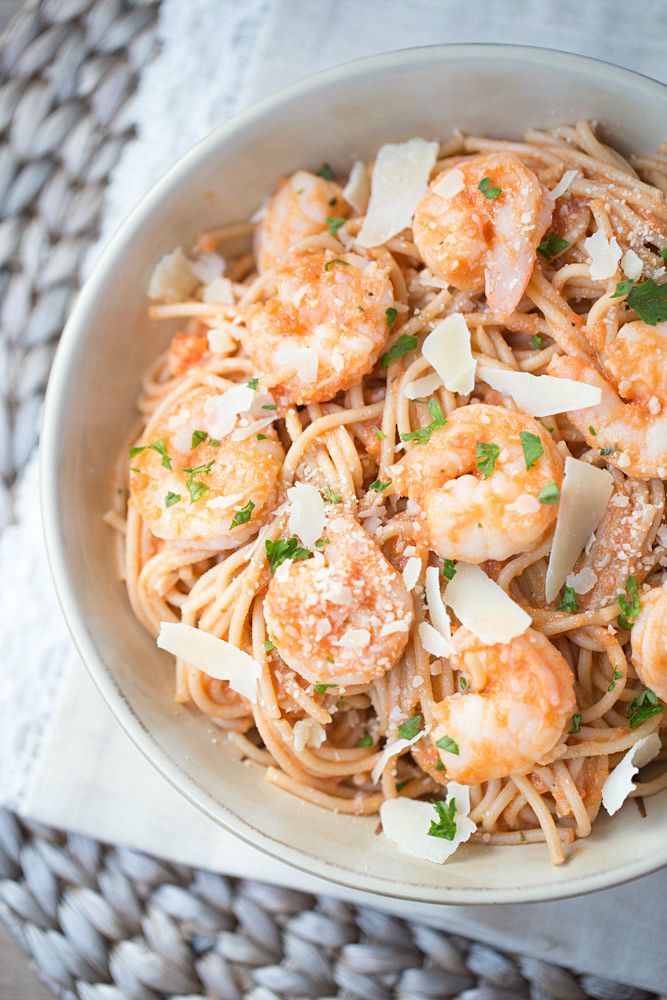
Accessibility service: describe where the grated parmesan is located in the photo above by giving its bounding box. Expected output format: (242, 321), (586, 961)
(621, 249), (643, 281)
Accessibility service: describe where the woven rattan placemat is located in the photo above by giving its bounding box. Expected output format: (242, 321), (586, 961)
(0, 3), (661, 997)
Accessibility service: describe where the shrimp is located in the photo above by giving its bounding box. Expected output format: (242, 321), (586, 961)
(548, 346), (667, 479)
(256, 170), (349, 272)
(263, 513), (412, 686)
(168, 329), (209, 377)
(391, 404), (564, 562)
(431, 627), (576, 785)
(243, 249), (394, 405)
(631, 584), (667, 702)
(129, 384), (284, 543)
(412, 153), (553, 312)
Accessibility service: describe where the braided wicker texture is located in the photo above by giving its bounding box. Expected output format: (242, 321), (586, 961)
(0, 3), (663, 998)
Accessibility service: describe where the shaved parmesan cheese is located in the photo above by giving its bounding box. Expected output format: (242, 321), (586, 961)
(207, 327), (235, 353)
(584, 229), (622, 281)
(157, 622), (260, 702)
(380, 618), (410, 637)
(287, 482), (325, 548)
(372, 731), (423, 784)
(148, 247), (199, 303)
(602, 734), (661, 816)
(419, 268), (448, 290)
(204, 384), (254, 439)
(422, 314), (475, 395)
(402, 556), (421, 591)
(565, 567), (598, 595)
(425, 566), (451, 646)
(203, 276), (234, 304)
(293, 718), (327, 753)
(275, 345), (318, 383)
(545, 457), (613, 602)
(419, 621), (451, 657)
(343, 160), (370, 215)
(337, 628), (370, 651)
(357, 138), (439, 248)
(445, 563), (531, 644)
(404, 371), (443, 400)
(190, 251), (225, 284)
(621, 249), (643, 281)
(549, 169), (578, 200)
(433, 167), (465, 200)
(231, 416), (276, 441)
(477, 366), (601, 417)
(380, 782), (476, 863)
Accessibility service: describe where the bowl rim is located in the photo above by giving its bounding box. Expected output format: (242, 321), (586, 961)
(41, 42), (667, 904)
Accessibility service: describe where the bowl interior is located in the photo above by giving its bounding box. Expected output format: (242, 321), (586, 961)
(42, 45), (667, 904)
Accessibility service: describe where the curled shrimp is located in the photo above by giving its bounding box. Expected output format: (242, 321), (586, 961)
(412, 153), (553, 312)
(263, 513), (412, 686)
(631, 584), (667, 702)
(256, 170), (348, 272)
(548, 323), (667, 479)
(129, 384), (284, 543)
(431, 627), (576, 785)
(243, 249), (394, 405)
(391, 404), (564, 562)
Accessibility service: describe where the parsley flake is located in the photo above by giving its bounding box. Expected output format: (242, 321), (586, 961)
(478, 176), (502, 199)
(400, 398), (447, 445)
(538, 234), (570, 260)
(617, 575), (639, 630)
(569, 713), (582, 735)
(608, 668), (623, 692)
(209, 437), (221, 447)
(611, 279), (634, 298)
(324, 257), (349, 271)
(183, 461), (214, 475)
(256, 434), (267, 441)
(187, 478), (209, 503)
(434, 759), (446, 772)
(265, 536), (311, 573)
(628, 687), (664, 728)
(262, 403), (277, 411)
(247, 378), (259, 390)
(396, 777), (414, 791)
(435, 735), (459, 755)
(537, 480), (560, 504)
(588, 425), (597, 436)
(229, 499), (255, 529)
(324, 485), (342, 504)
(558, 586), (579, 613)
(191, 429), (208, 449)
(531, 334), (543, 349)
(264, 640), (275, 652)
(385, 306), (398, 329)
(520, 430), (544, 469)
(326, 215), (346, 236)
(627, 278), (667, 325)
(315, 683), (336, 694)
(476, 441), (500, 478)
(428, 799), (458, 840)
(317, 163), (335, 180)
(373, 427), (387, 441)
(356, 733), (373, 747)
(129, 438), (172, 470)
(369, 479), (391, 493)
(315, 538), (330, 549)
(442, 559), (456, 580)
(459, 676), (468, 691)
(599, 445), (615, 456)
(398, 715), (422, 740)
(165, 492), (181, 508)
(380, 334), (418, 367)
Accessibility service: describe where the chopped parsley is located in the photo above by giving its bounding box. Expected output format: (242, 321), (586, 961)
(265, 536), (311, 573)
(476, 441), (499, 479)
(262, 403), (277, 411)
(129, 438), (172, 470)
(537, 234), (570, 260)
(315, 538), (330, 549)
(315, 683), (336, 694)
(385, 306), (398, 329)
(459, 676), (468, 691)
(317, 163), (335, 180)
(263, 640), (275, 652)
(478, 176), (502, 199)
(599, 445), (615, 456)
(428, 799), (458, 840)
(434, 759), (446, 772)
(356, 733), (373, 747)
(247, 377), (259, 390)
(229, 499), (255, 529)
(165, 491), (181, 508)
(617, 575), (639, 630)
(256, 434), (267, 440)
(568, 713), (582, 735)
(588, 425), (597, 436)
(396, 778), (414, 791)
(558, 586), (579, 613)
(324, 485), (342, 504)
(520, 430), (543, 469)
(380, 333), (418, 367)
(329, 196), (337, 206)
(435, 735), (459, 755)
(369, 479), (391, 492)
(326, 215), (346, 236)
(537, 480), (560, 504)
(400, 398), (447, 445)
(628, 687), (664, 728)
(373, 427), (387, 441)
(531, 334), (543, 349)
(442, 559), (456, 580)
(187, 478), (209, 503)
(608, 668), (623, 692)
(398, 715), (422, 740)
(324, 257), (349, 271)
(191, 429), (208, 449)
(613, 277), (667, 325)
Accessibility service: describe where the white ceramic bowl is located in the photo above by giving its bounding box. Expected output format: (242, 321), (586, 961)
(42, 44), (667, 904)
